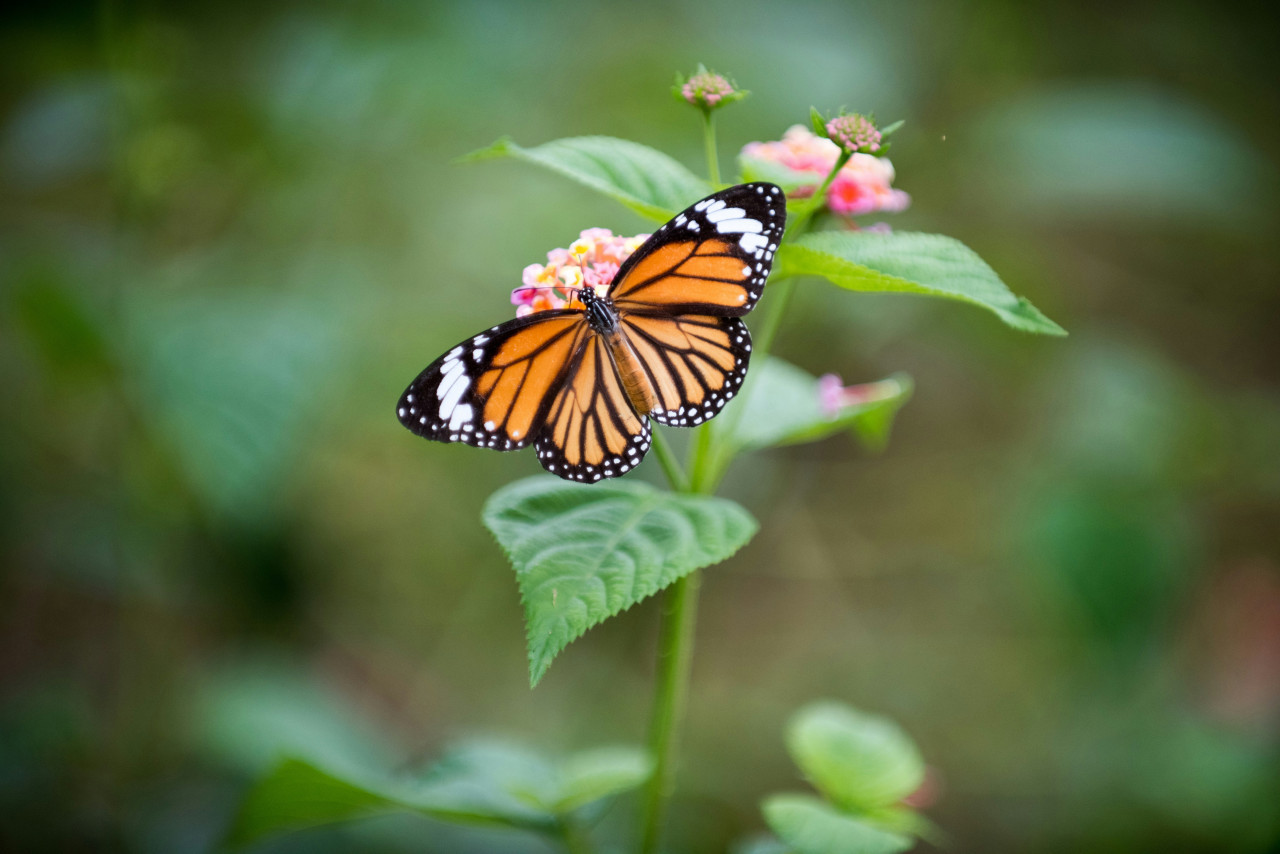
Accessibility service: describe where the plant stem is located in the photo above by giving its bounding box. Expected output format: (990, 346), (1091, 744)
(638, 567), (702, 854)
(783, 150), (849, 239)
(687, 422), (716, 492)
(559, 818), (594, 854)
(702, 110), (721, 187)
(650, 430), (689, 492)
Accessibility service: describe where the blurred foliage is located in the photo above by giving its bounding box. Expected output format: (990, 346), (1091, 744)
(1, 1), (1278, 852)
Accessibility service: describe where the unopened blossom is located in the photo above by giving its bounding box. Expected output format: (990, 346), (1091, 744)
(675, 67), (746, 111)
(826, 113), (881, 155)
(512, 228), (650, 317)
(741, 125), (909, 217)
(818, 373), (901, 417)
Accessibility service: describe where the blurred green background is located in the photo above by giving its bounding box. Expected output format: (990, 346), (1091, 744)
(3, 1), (1279, 851)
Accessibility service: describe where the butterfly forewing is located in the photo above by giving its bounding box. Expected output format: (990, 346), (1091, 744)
(397, 310), (588, 450)
(608, 182), (786, 317)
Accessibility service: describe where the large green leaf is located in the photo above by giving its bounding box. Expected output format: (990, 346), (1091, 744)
(787, 702), (926, 813)
(774, 231), (1065, 336)
(715, 358), (911, 453)
(464, 136), (709, 221)
(483, 476), (757, 686)
(229, 741), (652, 848)
(763, 795), (913, 854)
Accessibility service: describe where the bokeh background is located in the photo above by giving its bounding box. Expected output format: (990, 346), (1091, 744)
(3, 1), (1278, 851)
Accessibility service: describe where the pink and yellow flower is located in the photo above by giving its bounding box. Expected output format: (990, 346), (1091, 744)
(742, 124), (910, 217)
(512, 228), (650, 317)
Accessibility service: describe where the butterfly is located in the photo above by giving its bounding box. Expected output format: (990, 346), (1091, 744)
(397, 182), (786, 482)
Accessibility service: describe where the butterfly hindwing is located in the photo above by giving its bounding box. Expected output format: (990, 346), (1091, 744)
(534, 334), (652, 482)
(619, 313), (751, 427)
(397, 310), (588, 450)
(608, 182), (785, 317)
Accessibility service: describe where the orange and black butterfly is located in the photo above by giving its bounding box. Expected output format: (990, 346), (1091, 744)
(397, 182), (786, 482)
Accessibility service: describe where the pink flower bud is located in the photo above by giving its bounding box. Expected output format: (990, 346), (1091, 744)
(825, 113), (882, 155)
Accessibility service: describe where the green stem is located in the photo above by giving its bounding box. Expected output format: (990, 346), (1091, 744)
(650, 429), (689, 492)
(638, 428), (716, 853)
(687, 422), (716, 492)
(638, 567), (702, 854)
(702, 110), (721, 187)
(783, 150), (850, 239)
(558, 817), (594, 854)
(754, 276), (796, 359)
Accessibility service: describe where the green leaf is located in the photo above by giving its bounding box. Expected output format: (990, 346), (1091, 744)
(483, 476), (758, 686)
(810, 106), (828, 137)
(763, 795), (913, 854)
(774, 231), (1065, 336)
(227, 753), (555, 848)
(878, 119), (905, 138)
(463, 136), (709, 221)
(229, 740), (652, 848)
(228, 759), (412, 846)
(787, 702), (925, 813)
(715, 358), (911, 453)
(553, 746), (654, 813)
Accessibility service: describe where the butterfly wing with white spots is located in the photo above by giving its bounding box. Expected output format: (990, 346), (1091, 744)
(397, 310), (589, 451)
(608, 182), (786, 317)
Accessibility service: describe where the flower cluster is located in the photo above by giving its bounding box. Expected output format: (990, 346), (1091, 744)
(513, 228), (648, 317)
(825, 113), (881, 155)
(681, 71), (734, 107)
(742, 124), (910, 217)
(674, 66), (746, 111)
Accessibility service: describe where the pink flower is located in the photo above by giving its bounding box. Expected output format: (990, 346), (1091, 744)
(511, 229), (649, 316)
(741, 125), (910, 218)
(818, 373), (901, 417)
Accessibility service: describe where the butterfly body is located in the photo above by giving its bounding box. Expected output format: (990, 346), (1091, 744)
(398, 182), (786, 482)
(579, 287), (660, 416)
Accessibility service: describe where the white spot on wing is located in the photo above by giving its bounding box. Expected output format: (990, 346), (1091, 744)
(448, 403), (473, 430)
(437, 361), (469, 418)
(740, 232), (768, 253)
(716, 218), (762, 235)
(706, 206), (744, 223)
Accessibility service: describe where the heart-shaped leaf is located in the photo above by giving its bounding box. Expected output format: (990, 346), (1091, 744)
(763, 795), (913, 854)
(464, 136), (709, 221)
(483, 476), (757, 686)
(787, 702), (926, 813)
(774, 231), (1065, 336)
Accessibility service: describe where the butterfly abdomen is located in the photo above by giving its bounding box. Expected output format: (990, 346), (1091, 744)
(581, 287), (658, 416)
(603, 328), (659, 416)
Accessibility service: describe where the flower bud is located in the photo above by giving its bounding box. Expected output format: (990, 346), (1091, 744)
(673, 65), (747, 112)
